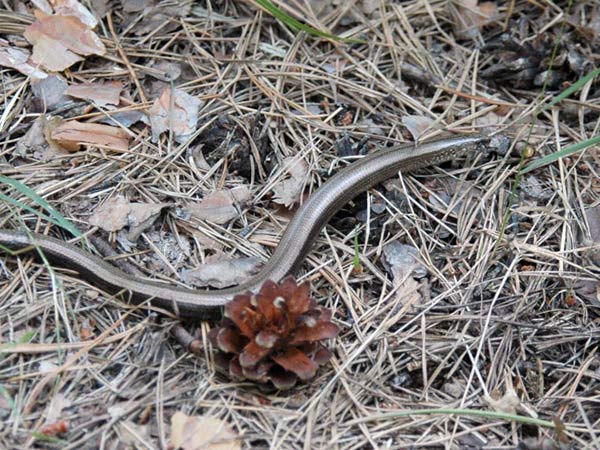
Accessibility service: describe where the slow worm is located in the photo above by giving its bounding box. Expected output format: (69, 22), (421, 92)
(0, 134), (489, 319)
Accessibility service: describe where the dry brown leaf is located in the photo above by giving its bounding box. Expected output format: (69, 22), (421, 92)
(382, 242), (427, 308)
(127, 202), (169, 241)
(272, 157), (309, 207)
(484, 377), (536, 418)
(88, 196), (168, 236)
(450, 0), (497, 37)
(401, 115), (437, 140)
(484, 385), (521, 415)
(182, 256), (261, 289)
(15, 117), (47, 158)
(89, 196), (130, 232)
(51, 120), (130, 151)
(31, 0), (53, 14)
(24, 11), (106, 72)
(170, 412), (240, 450)
(187, 186), (250, 224)
(148, 87), (202, 143)
(0, 40), (47, 79)
(40, 116), (72, 160)
(49, 0), (99, 27)
(31, 75), (69, 110)
(65, 82), (122, 107)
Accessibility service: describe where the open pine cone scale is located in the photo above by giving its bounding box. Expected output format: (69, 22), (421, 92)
(209, 276), (339, 390)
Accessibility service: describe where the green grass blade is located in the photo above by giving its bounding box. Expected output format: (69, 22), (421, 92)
(353, 226), (360, 269)
(0, 193), (60, 225)
(0, 175), (81, 237)
(546, 66), (600, 107)
(254, 0), (365, 44)
(521, 134), (600, 174)
(348, 408), (559, 429)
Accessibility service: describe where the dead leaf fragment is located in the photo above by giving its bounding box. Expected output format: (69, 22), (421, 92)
(483, 377), (536, 418)
(15, 116), (47, 158)
(0, 40), (47, 79)
(382, 242), (428, 308)
(88, 197), (168, 236)
(42, 116), (72, 159)
(272, 157), (309, 207)
(127, 202), (169, 241)
(65, 82), (122, 107)
(450, 0), (497, 37)
(31, 75), (69, 110)
(187, 186), (250, 224)
(401, 115), (436, 140)
(89, 196), (130, 232)
(148, 87), (202, 143)
(182, 256), (261, 288)
(484, 385), (520, 415)
(49, 0), (99, 27)
(170, 412), (241, 450)
(51, 120), (130, 151)
(24, 11), (106, 72)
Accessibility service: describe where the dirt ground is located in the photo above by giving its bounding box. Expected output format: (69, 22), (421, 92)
(1, 1), (599, 449)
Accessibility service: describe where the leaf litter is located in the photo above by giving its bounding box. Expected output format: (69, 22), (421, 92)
(0, 1), (599, 449)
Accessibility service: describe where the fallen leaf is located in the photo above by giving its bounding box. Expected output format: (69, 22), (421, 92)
(148, 87), (202, 143)
(49, 0), (99, 27)
(31, 0), (53, 14)
(382, 242), (428, 308)
(125, 2), (192, 35)
(89, 0), (109, 19)
(51, 120), (130, 151)
(182, 256), (261, 289)
(65, 81), (122, 107)
(187, 186), (250, 224)
(401, 115), (437, 141)
(127, 202), (170, 241)
(15, 116), (47, 158)
(484, 385), (520, 415)
(170, 412), (241, 450)
(272, 157), (309, 207)
(88, 196), (168, 236)
(89, 196), (130, 232)
(97, 110), (149, 128)
(42, 116), (72, 160)
(483, 377), (536, 418)
(450, 0), (497, 37)
(31, 75), (70, 110)
(24, 11), (106, 72)
(0, 39), (47, 79)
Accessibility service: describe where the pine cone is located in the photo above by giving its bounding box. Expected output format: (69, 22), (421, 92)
(209, 276), (339, 390)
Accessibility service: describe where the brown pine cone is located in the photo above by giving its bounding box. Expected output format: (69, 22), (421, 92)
(208, 276), (339, 390)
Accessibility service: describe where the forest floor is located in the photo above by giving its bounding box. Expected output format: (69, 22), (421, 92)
(0, 1), (599, 449)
